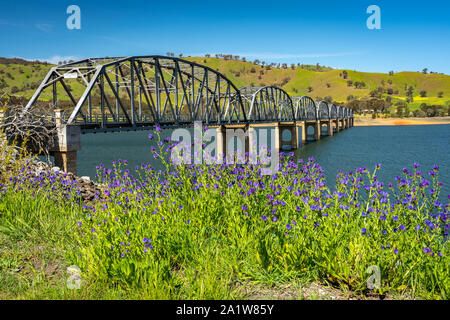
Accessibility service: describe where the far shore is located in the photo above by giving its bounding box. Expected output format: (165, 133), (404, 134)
(354, 116), (450, 126)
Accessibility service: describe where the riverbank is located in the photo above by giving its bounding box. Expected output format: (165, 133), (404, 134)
(354, 116), (450, 126)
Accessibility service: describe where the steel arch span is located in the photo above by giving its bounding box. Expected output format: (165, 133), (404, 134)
(239, 86), (295, 123)
(316, 101), (330, 120)
(338, 106), (344, 118)
(22, 55), (354, 134)
(329, 104), (338, 119)
(24, 56), (247, 131)
(292, 96), (316, 121)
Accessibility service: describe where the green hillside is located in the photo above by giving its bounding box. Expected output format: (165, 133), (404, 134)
(1, 57), (449, 111)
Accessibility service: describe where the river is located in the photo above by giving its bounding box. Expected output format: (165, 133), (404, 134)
(74, 124), (450, 201)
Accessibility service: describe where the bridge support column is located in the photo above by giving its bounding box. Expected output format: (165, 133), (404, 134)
(319, 120), (333, 137)
(327, 120), (333, 136)
(305, 121), (318, 141)
(298, 122), (306, 146)
(314, 121), (321, 141)
(212, 125), (226, 164)
(334, 119), (340, 133)
(248, 126), (257, 162)
(211, 125), (250, 164)
(50, 109), (81, 175)
(275, 123), (298, 150)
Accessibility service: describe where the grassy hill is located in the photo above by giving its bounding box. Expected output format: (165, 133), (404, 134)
(1, 56), (449, 111)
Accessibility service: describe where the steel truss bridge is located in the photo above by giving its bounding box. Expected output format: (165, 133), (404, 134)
(24, 55), (353, 133)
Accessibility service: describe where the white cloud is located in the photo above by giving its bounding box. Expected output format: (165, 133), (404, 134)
(189, 51), (366, 60)
(231, 51), (366, 60)
(35, 23), (53, 32)
(45, 55), (81, 65)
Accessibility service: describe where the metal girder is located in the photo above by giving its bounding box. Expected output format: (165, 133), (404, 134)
(329, 104), (338, 119)
(23, 55), (353, 133)
(317, 101), (329, 120)
(240, 86), (294, 123)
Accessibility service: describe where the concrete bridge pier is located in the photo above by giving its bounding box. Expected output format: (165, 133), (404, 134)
(305, 121), (321, 141)
(298, 122), (306, 146)
(274, 122), (298, 150)
(50, 109), (81, 175)
(334, 119), (340, 133)
(320, 120), (333, 137)
(326, 120), (333, 136)
(211, 124), (250, 164)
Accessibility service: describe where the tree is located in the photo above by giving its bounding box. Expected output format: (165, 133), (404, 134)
(413, 109), (426, 117)
(419, 103), (428, 114)
(307, 86), (313, 93)
(420, 90), (427, 97)
(389, 71), (394, 76)
(438, 91), (444, 98)
(346, 99), (364, 113)
(324, 96), (332, 103)
(326, 83), (331, 88)
(342, 70), (348, 79)
(396, 105), (404, 117)
(422, 68), (428, 74)
(347, 80), (353, 87)
(406, 85), (414, 99)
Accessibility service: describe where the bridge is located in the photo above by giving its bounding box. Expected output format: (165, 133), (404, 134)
(15, 55), (353, 174)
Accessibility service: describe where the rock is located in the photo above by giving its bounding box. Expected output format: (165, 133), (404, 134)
(51, 166), (60, 172)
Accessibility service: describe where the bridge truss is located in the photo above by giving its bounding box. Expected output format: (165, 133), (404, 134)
(23, 55), (353, 133)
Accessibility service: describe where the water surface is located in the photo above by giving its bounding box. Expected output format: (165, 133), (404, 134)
(75, 124), (450, 200)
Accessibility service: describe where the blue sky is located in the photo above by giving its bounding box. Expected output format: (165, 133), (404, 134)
(0, 0), (449, 74)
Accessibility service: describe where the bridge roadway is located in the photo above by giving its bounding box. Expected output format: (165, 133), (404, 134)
(18, 55), (354, 174)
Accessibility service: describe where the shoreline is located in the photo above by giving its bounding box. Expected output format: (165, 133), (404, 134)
(353, 116), (450, 126)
